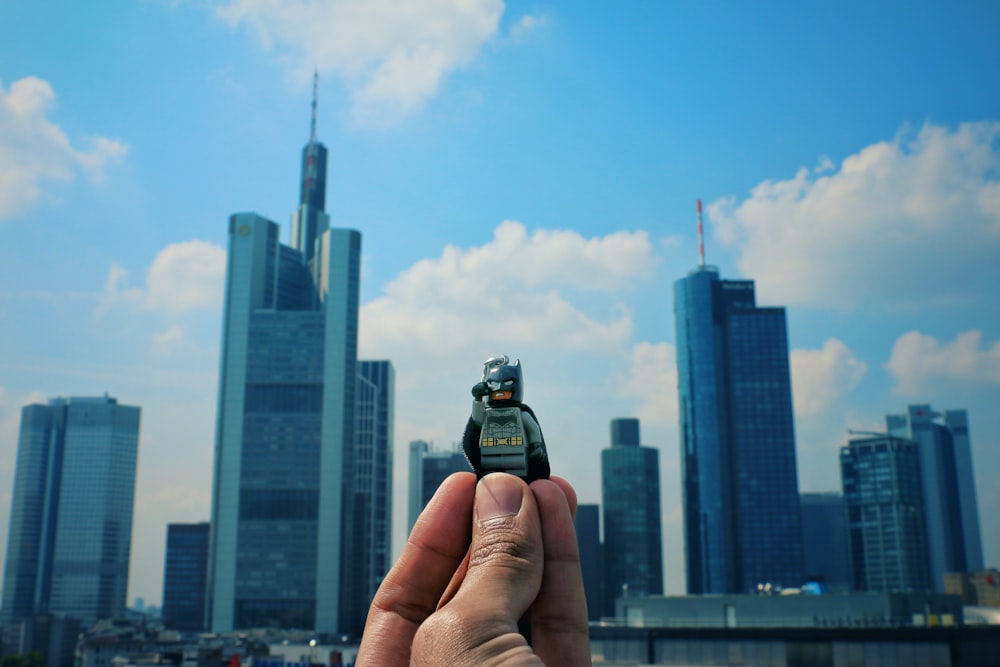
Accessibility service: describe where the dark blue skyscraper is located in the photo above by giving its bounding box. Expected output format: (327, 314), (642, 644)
(207, 80), (365, 635)
(574, 504), (602, 622)
(601, 418), (662, 615)
(1, 396), (140, 626)
(161, 522), (210, 632)
(800, 492), (851, 592)
(674, 265), (804, 594)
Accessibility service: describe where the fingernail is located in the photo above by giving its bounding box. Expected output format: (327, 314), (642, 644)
(477, 474), (524, 522)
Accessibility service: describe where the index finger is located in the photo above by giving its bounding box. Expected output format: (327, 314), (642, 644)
(527, 478), (592, 665)
(357, 472), (476, 666)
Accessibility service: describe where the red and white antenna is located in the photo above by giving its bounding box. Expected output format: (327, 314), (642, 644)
(696, 198), (706, 267)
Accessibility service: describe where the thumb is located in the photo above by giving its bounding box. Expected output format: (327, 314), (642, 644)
(454, 473), (544, 626)
(411, 474), (545, 664)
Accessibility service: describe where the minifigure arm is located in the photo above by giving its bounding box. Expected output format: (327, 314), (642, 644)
(470, 382), (488, 426)
(471, 399), (485, 426)
(521, 410), (542, 446)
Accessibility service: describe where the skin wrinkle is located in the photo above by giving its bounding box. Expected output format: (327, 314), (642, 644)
(468, 525), (537, 571)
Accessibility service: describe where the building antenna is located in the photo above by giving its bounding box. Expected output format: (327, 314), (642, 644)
(310, 69), (318, 143)
(697, 198), (706, 267)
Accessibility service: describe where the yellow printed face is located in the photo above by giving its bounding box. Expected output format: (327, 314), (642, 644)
(491, 390), (513, 401)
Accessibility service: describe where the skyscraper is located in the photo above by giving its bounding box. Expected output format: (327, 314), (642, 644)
(886, 405), (983, 591)
(206, 81), (364, 635)
(601, 418), (662, 615)
(841, 434), (928, 592)
(342, 360), (394, 637)
(407, 440), (471, 531)
(674, 264), (804, 594)
(161, 523), (210, 632)
(800, 492), (851, 592)
(1, 396), (140, 626)
(574, 504), (602, 622)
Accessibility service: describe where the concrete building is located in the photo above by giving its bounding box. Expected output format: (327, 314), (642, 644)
(1, 396), (140, 626)
(674, 265), (805, 594)
(841, 434), (928, 593)
(590, 624), (1000, 667)
(945, 569), (1000, 607)
(614, 591), (963, 629)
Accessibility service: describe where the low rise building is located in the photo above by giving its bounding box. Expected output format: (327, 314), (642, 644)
(614, 591), (964, 629)
(945, 569), (1000, 607)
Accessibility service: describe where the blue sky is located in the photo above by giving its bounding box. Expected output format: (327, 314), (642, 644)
(1, 1), (998, 606)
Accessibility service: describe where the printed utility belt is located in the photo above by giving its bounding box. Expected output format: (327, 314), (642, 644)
(482, 436), (525, 447)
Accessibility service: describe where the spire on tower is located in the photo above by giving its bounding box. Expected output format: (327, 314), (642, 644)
(310, 69), (318, 143)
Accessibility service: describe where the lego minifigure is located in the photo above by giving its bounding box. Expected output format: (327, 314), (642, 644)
(462, 355), (550, 482)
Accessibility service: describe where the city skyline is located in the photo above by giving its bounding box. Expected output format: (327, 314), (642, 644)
(1, 2), (999, 605)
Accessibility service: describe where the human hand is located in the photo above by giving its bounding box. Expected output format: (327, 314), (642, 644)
(356, 472), (591, 666)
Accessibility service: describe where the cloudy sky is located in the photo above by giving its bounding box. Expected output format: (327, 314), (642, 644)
(1, 1), (998, 606)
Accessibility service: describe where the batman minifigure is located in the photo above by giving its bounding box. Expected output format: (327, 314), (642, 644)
(462, 355), (550, 482)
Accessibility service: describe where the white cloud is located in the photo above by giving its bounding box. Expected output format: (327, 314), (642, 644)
(710, 121), (1000, 309)
(359, 221), (657, 445)
(152, 325), (188, 352)
(0, 77), (127, 221)
(619, 341), (678, 428)
(214, 0), (505, 123)
(144, 240), (226, 314)
(885, 329), (1000, 395)
(508, 14), (546, 41)
(101, 241), (227, 316)
(790, 338), (868, 416)
(98, 263), (144, 313)
(362, 220), (654, 360)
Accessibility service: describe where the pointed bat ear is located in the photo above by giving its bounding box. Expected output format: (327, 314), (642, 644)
(515, 358), (521, 366)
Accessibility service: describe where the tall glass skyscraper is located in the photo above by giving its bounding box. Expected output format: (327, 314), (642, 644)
(674, 266), (804, 594)
(1, 396), (140, 626)
(342, 360), (394, 637)
(206, 88), (365, 635)
(887, 405), (983, 592)
(601, 418), (662, 616)
(841, 435), (928, 592)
